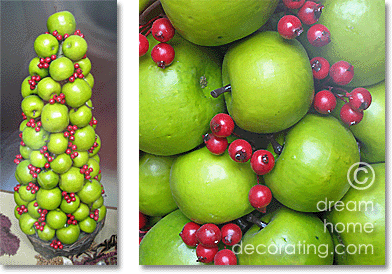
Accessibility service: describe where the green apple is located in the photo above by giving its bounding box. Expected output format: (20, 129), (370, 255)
(85, 158), (100, 178)
(77, 179), (102, 204)
(18, 213), (38, 235)
(60, 194), (80, 214)
(222, 31), (314, 133)
(37, 77), (61, 100)
(15, 160), (35, 185)
(74, 57), (91, 76)
(47, 133), (68, 154)
(29, 57), (49, 77)
(170, 146), (257, 224)
(69, 105), (92, 128)
(36, 187), (62, 210)
(140, 34), (225, 156)
(59, 167), (85, 193)
(46, 209), (67, 229)
(34, 33), (59, 57)
(160, 0), (279, 46)
(88, 134), (101, 157)
(72, 151), (89, 167)
(62, 78), (92, 108)
(90, 196), (104, 210)
(73, 203), (90, 221)
(18, 185), (36, 202)
(21, 95), (44, 119)
(29, 150), (48, 168)
(324, 163), (385, 265)
(37, 169), (59, 189)
(41, 103), (69, 132)
(49, 57), (74, 81)
(19, 120), (28, 131)
(90, 154), (100, 164)
(62, 35), (87, 61)
(96, 205), (107, 222)
(19, 144), (32, 159)
(264, 114), (360, 212)
(14, 191), (28, 206)
(298, 0), (385, 87)
(72, 125), (96, 151)
(139, 153), (178, 216)
(237, 207), (334, 265)
(140, 209), (203, 265)
(47, 11), (76, 36)
(21, 76), (38, 97)
(79, 217), (97, 233)
(38, 225), (56, 241)
(84, 73), (94, 89)
(22, 126), (49, 149)
(56, 224), (80, 245)
(27, 200), (41, 219)
(50, 153), (73, 174)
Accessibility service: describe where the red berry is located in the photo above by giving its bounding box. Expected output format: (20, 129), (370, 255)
(52, 30), (58, 36)
(220, 223), (242, 246)
(282, 0), (305, 9)
(64, 33), (70, 39)
(44, 163), (50, 169)
(248, 185), (273, 212)
(340, 103), (363, 126)
(57, 35), (63, 41)
(307, 24), (331, 47)
(139, 211), (147, 229)
(43, 63), (49, 69)
(250, 150), (275, 175)
(195, 223), (221, 247)
(151, 43), (175, 69)
(51, 54), (57, 60)
(179, 222), (200, 247)
(196, 244), (219, 264)
(313, 90), (337, 114)
(45, 57), (51, 63)
(210, 113), (235, 138)
(228, 139), (253, 163)
(347, 87), (372, 111)
(310, 57), (330, 80)
(329, 61), (354, 86)
(214, 249), (238, 265)
(151, 18), (175, 43)
(139, 33), (149, 57)
(277, 15), (303, 39)
(203, 133), (228, 155)
(297, 1), (324, 25)
(69, 76), (75, 82)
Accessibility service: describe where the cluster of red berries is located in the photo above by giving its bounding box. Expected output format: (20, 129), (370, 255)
(74, 29), (85, 38)
(37, 208), (48, 224)
(139, 17), (176, 69)
(50, 239), (64, 250)
(89, 117), (98, 127)
(179, 222), (242, 265)
(13, 184), (21, 192)
(28, 75), (42, 90)
(16, 204), (28, 215)
(80, 164), (94, 180)
(64, 124), (78, 140)
(38, 55), (57, 69)
(65, 140), (78, 157)
(34, 217), (46, 232)
(278, 1), (330, 48)
(87, 140), (99, 154)
(62, 191), (77, 203)
(38, 146), (54, 169)
(13, 154), (23, 165)
(89, 209), (100, 221)
(69, 63), (85, 82)
(27, 164), (43, 179)
(25, 118), (43, 132)
(100, 182), (105, 194)
(26, 182), (40, 194)
(48, 93), (66, 104)
(66, 214), (78, 225)
(21, 112), (28, 120)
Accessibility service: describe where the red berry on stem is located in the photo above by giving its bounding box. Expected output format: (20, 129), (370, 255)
(248, 184), (273, 212)
(195, 223), (221, 247)
(347, 87), (372, 111)
(151, 18), (175, 43)
(214, 249), (238, 265)
(228, 139), (253, 163)
(250, 150), (275, 175)
(151, 43), (175, 69)
(297, 1), (324, 25)
(313, 90), (337, 114)
(329, 61), (354, 86)
(139, 211), (147, 229)
(196, 244), (219, 264)
(277, 15), (303, 39)
(220, 223), (242, 246)
(307, 24), (331, 47)
(139, 33), (149, 57)
(283, 0), (305, 9)
(310, 57), (330, 80)
(203, 133), (228, 155)
(210, 113), (235, 138)
(179, 222), (200, 247)
(340, 103), (363, 126)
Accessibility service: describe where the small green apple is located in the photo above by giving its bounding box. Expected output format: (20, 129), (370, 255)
(14, 191), (28, 206)
(22, 126), (49, 149)
(47, 11), (76, 36)
(19, 145), (33, 159)
(74, 57), (91, 76)
(47, 133), (68, 154)
(21, 76), (38, 98)
(59, 167), (85, 193)
(88, 134), (101, 157)
(63, 35), (88, 61)
(37, 169), (59, 189)
(34, 33), (59, 58)
(29, 57), (49, 77)
(46, 209), (67, 230)
(96, 205), (107, 222)
(27, 200), (41, 219)
(50, 153), (72, 174)
(85, 158), (100, 178)
(73, 203), (90, 221)
(90, 196), (104, 210)
(19, 120), (28, 131)
(37, 77), (61, 101)
(49, 57), (74, 81)
(29, 150), (48, 168)
(60, 194), (80, 214)
(56, 224), (80, 245)
(36, 187), (62, 210)
(62, 78), (92, 107)
(79, 217), (97, 233)
(21, 95), (44, 119)
(18, 185), (36, 202)
(77, 179), (102, 204)
(84, 73), (94, 89)
(72, 125), (96, 151)
(15, 160), (35, 185)
(19, 213), (38, 235)
(41, 103), (69, 132)
(69, 105), (92, 128)
(37, 225), (56, 242)
(72, 151), (89, 167)
(90, 154), (100, 164)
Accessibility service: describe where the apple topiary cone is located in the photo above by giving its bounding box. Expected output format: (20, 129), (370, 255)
(13, 11), (107, 259)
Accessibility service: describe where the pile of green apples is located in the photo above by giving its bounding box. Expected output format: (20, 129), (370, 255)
(13, 11), (106, 250)
(139, 0), (385, 265)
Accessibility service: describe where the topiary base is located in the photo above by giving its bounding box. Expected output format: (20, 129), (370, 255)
(27, 217), (105, 260)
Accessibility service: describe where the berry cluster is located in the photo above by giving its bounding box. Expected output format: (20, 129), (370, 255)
(50, 239), (64, 250)
(89, 209), (100, 221)
(28, 75), (42, 90)
(48, 93), (66, 105)
(16, 205), (28, 215)
(26, 182), (40, 194)
(27, 164), (43, 179)
(139, 17), (176, 68)
(69, 63), (85, 82)
(80, 164), (94, 180)
(37, 208), (48, 224)
(62, 191), (77, 203)
(179, 222), (241, 265)
(38, 55), (57, 69)
(26, 118), (43, 132)
(66, 214), (78, 225)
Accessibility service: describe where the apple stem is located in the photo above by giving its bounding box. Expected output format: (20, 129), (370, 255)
(267, 134), (283, 155)
(210, 84), (231, 98)
(246, 213), (268, 230)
